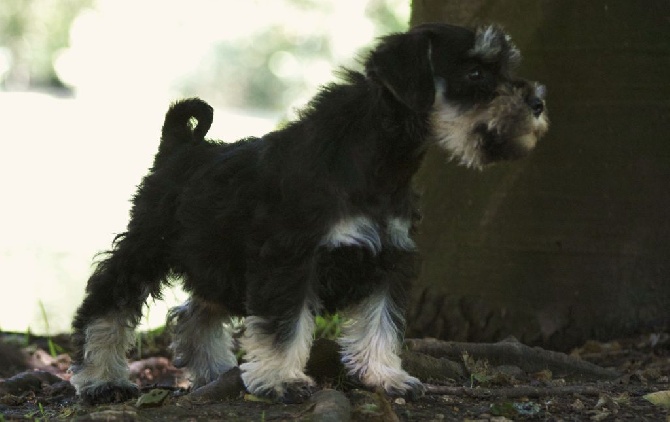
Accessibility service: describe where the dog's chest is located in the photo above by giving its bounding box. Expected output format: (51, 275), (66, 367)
(320, 215), (415, 254)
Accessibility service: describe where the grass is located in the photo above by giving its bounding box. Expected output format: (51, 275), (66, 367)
(136, 303), (169, 358)
(24, 402), (47, 420)
(37, 300), (64, 357)
(315, 313), (342, 340)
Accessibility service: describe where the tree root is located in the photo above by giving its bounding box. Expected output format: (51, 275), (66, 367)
(183, 367), (245, 403)
(405, 337), (619, 381)
(425, 384), (603, 398)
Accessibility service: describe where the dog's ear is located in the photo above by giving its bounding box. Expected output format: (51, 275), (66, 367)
(366, 31), (435, 112)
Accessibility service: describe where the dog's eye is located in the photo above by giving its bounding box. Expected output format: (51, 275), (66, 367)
(467, 67), (484, 81)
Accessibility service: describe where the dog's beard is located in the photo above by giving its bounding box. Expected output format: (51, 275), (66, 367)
(431, 84), (548, 169)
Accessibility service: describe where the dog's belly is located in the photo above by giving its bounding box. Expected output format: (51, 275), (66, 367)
(314, 245), (417, 313)
(315, 246), (380, 312)
(175, 213), (418, 316)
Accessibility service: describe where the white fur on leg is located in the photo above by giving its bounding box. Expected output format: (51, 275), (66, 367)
(240, 303), (315, 398)
(70, 316), (136, 394)
(338, 290), (422, 395)
(169, 299), (238, 389)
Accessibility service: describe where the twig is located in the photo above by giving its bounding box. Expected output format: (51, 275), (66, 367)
(426, 384), (603, 398)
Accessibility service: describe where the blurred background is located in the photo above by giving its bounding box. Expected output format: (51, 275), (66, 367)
(0, 0), (409, 334)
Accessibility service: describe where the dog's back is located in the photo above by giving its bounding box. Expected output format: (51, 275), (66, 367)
(136, 100), (264, 314)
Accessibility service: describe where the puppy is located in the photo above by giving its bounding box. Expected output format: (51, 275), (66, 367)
(69, 23), (548, 404)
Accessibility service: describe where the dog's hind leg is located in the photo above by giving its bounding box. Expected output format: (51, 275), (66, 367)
(70, 233), (168, 404)
(167, 297), (237, 389)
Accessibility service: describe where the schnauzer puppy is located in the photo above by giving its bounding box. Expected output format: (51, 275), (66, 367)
(70, 23), (548, 404)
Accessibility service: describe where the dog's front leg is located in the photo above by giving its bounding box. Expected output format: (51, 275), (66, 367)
(339, 285), (425, 400)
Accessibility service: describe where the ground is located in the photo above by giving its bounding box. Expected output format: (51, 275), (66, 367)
(1, 330), (669, 421)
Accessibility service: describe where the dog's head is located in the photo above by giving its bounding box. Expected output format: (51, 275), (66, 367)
(366, 23), (549, 168)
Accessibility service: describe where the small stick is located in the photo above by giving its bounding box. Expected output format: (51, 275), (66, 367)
(425, 384), (603, 398)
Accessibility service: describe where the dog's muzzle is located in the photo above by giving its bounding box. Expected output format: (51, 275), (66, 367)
(529, 96), (544, 118)
(529, 83), (547, 118)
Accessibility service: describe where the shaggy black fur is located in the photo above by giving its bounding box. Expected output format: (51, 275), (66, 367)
(70, 22), (548, 404)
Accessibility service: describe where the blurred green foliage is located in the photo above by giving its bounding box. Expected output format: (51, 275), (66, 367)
(0, 0), (92, 89)
(0, 0), (406, 107)
(315, 313), (342, 339)
(177, 0), (409, 110)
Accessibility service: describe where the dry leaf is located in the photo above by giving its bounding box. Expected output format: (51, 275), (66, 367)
(135, 388), (170, 408)
(643, 391), (670, 408)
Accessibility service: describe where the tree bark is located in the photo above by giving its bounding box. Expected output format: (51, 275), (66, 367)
(408, 0), (670, 350)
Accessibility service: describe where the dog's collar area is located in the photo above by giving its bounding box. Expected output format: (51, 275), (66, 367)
(319, 216), (416, 254)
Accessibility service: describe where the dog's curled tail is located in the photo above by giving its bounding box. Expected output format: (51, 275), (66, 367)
(158, 98), (213, 157)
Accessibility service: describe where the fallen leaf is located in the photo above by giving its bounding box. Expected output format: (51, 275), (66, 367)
(643, 391), (670, 408)
(513, 401), (541, 416)
(243, 393), (275, 404)
(570, 398), (585, 411)
(490, 401), (516, 418)
(135, 388), (170, 408)
(612, 392), (631, 406)
(532, 369), (553, 382)
(589, 409), (611, 421)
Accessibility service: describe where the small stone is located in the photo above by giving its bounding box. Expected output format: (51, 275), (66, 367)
(393, 397), (406, 405)
(310, 389), (352, 422)
(571, 398), (585, 411)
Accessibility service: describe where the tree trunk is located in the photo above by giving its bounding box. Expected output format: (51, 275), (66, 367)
(407, 0), (670, 350)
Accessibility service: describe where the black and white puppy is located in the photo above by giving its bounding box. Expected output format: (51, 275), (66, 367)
(70, 23), (548, 404)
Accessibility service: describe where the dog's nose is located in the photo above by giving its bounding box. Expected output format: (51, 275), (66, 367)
(528, 97), (544, 118)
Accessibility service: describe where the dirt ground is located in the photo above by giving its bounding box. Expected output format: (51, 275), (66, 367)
(1, 331), (669, 421)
